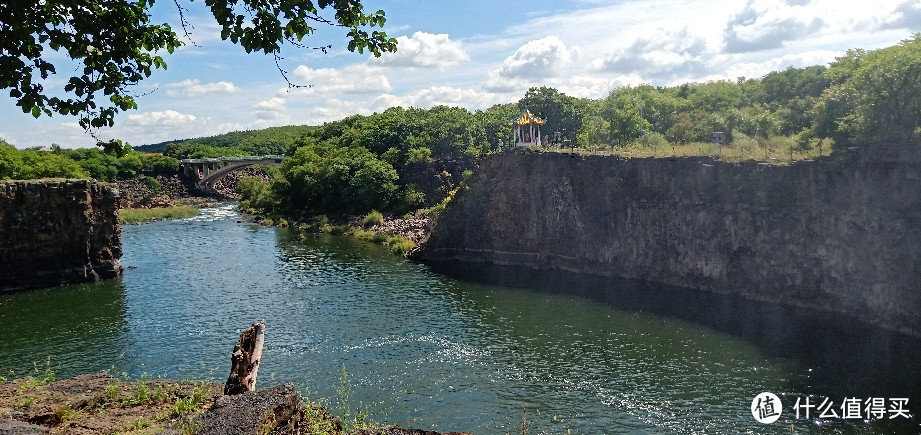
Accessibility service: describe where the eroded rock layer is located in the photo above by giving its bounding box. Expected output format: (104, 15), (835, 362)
(1, 179), (122, 292)
(414, 146), (921, 336)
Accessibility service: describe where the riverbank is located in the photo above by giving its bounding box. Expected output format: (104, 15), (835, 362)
(254, 212), (431, 256)
(0, 371), (470, 435)
(118, 205), (200, 224)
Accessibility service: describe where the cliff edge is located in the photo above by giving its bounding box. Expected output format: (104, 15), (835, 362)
(0, 179), (122, 293)
(413, 145), (921, 336)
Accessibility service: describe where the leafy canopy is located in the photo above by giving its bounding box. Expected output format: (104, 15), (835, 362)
(0, 1), (396, 130)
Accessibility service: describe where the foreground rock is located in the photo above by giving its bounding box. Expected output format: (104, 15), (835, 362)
(0, 373), (471, 435)
(0, 179), (122, 293)
(196, 384), (301, 435)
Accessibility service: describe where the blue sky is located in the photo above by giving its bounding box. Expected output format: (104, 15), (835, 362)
(2, 0), (920, 148)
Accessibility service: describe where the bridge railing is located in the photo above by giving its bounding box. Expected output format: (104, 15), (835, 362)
(179, 155), (284, 164)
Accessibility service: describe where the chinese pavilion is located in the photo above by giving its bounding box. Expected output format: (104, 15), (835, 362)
(509, 108), (546, 147)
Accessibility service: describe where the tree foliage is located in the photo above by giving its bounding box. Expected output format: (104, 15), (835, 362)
(0, 1), (396, 130)
(518, 86), (584, 141)
(0, 142), (179, 181)
(276, 141), (398, 216)
(817, 34), (921, 145)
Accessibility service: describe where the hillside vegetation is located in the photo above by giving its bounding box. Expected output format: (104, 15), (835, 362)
(3, 35), (919, 222)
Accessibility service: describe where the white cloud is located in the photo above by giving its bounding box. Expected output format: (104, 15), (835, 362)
(723, 0), (825, 53)
(483, 36), (575, 92)
(592, 28), (711, 84)
(252, 97), (289, 121)
(124, 110), (197, 127)
(556, 76), (628, 99)
(369, 86), (505, 112)
(165, 79), (239, 97)
(290, 64), (392, 95)
(371, 31), (469, 68)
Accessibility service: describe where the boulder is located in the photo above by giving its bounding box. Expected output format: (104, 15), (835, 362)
(196, 383), (301, 435)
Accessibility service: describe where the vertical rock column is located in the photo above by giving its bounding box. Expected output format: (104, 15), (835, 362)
(0, 179), (122, 293)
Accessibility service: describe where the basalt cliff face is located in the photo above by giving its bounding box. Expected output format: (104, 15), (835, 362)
(0, 179), (122, 292)
(413, 146), (921, 336)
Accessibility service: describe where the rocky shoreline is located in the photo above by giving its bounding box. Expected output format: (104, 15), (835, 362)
(114, 171), (434, 250)
(0, 372), (471, 435)
(116, 175), (214, 210)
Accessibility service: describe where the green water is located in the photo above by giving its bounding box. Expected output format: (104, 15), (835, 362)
(1, 204), (917, 433)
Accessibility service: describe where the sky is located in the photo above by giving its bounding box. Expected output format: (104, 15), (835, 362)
(2, 0), (920, 149)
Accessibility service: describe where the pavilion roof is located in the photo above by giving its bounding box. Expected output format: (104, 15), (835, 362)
(508, 109), (547, 126)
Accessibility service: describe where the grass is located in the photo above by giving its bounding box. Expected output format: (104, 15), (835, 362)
(18, 395), (36, 408)
(119, 205), (198, 223)
(124, 417), (153, 431)
(16, 357), (56, 393)
(56, 404), (84, 422)
(333, 365), (372, 433)
(548, 134), (829, 164)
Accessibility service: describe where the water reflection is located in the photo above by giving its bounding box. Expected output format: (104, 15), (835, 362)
(428, 261), (921, 425)
(0, 279), (128, 379)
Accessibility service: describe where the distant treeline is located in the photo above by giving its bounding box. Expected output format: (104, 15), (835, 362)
(135, 125), (317, 156)
(0, 141), (177, 182)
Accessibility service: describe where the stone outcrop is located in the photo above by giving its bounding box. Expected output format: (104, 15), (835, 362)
(196, 383), (301, 435)
(413, 145), (921, 336)
(0, 179), (122, 293)
(116, 174), (199, 208)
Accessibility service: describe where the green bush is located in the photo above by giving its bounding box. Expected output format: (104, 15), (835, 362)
(143, 176), (161, 192)
(636, 131), (669, 148)
(237, 176), (277, 213)
(363, 210), (383, 227)
(731, 132), (758, 153)
(407, 146), (432, 163)
(390, 239), (416, 255)
(141, 154), (180, 174)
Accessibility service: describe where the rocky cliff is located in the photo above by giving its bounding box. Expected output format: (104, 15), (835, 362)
(413, 145), (921, 336)
(0, 179), (122, 292)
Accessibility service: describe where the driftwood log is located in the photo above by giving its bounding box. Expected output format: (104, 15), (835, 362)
(224, 320), (265, 395)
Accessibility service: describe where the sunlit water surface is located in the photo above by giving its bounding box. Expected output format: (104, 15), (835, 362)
(1, 204), (918, 434)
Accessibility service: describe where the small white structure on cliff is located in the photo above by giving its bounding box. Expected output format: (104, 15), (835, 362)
(509, 109), (546, 147)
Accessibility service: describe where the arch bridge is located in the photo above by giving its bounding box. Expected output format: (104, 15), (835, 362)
(179, 155), (284, 191)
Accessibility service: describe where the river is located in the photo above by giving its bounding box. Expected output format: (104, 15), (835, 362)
(1, 204), (918, 433)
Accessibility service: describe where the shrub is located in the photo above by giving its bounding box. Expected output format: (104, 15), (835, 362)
(407, 147), (432, 163)
(636, 131), (669, 148)
(363, 210), (383, 227)
(390, 239), (416, 255)
(143, 176), (161, 192)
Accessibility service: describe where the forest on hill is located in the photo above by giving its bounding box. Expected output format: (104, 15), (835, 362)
(239, 34), (921, 219)
(2, 35), (919, 219)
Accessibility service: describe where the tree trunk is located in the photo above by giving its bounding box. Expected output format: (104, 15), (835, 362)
(224, 320), (265, 395)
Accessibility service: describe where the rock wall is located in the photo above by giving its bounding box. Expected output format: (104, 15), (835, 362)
(0, 179), (122, 292)
(413, 146), (921, 336)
